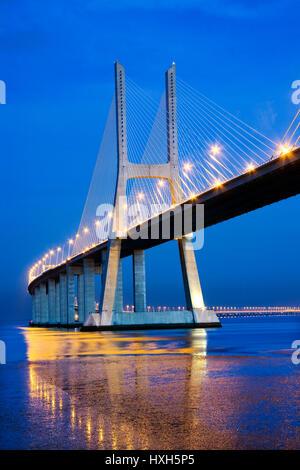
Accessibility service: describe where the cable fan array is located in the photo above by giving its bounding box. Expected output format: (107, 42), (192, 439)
(29, 74), (298, 283)
(272, 109), (300, 158)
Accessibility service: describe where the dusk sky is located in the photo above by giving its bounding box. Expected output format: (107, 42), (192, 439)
(0, 1), (299, 320)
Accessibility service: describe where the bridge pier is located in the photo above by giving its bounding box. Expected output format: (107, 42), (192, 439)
(55, 280), (60, 324)
(40, 282), (49, 324)
(133, 250), (146, 312)
(59, 272), (68, 325)
(35, 286), (41, 323)
(83, 258), (95, 319)
(48, 279), (56, 324)
(114, 258), (123, 313)
(67, 265), (75, 325)
(77, 272), (85, 323)
(32, 288), (36, 323)
(100, 239), (122, 326)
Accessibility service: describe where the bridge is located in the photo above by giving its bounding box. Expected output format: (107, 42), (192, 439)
(28, 62), (300, 330)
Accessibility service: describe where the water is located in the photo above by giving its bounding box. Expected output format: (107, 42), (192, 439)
(0, 317), (299, 449)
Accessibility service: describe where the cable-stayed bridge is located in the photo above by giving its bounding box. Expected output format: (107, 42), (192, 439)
(28, 63), (300, 330)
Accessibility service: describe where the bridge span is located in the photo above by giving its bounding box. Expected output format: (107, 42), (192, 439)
(28, 62), (300, 330)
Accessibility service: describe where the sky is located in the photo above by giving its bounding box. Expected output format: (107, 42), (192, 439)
(0, 0), (299, 320)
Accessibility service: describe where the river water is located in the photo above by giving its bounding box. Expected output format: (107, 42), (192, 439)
(0, 317), (299, 449)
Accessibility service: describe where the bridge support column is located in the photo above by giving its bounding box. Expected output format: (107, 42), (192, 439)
(67, 265), (75, 325)
(35, 286), (41, 323)
(48, 279), (56, 324)
(114, 258), (123, 313)
(55, 280), (60, 324)
(59, 272), (68, 325)
(100, 239), (122, 325)
(77, 273), (85, 323)
(83, 258), (95, 318)
(31, 290), (36, 323)
(40, 282), (49, 324)
(178, 237), (219, 324)
(133, 250), (146, 312)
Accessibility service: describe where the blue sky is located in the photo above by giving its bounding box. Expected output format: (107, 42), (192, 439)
(0, 0), (299, 320)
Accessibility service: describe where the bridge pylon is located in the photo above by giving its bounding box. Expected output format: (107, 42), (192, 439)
(85, 62), (220, 328)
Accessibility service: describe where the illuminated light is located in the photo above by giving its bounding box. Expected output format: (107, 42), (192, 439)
(189, 192), (196, 200)
(158, 180), (165, 187)
(210, 144), (221, 155)
(246, 163), (255, 172)
(278, 144), (292, 156)
(83, 227), (89, 234)
(214, 179), (223, 188)
(50, 250), (54, 255)
(95, 220), (100, 227)
(74, 313), (79, 322)
(57, 247), (61, 252)
(138, 192), (144, 200)
(183, 162), (192, 172)
(108, 212), (113, 219)
(68, 239), (73, 245)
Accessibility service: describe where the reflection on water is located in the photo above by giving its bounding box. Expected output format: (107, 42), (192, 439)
(1, 319), (299, 449)
(24, 328), (208, 360)
(25, 328), (208, 450)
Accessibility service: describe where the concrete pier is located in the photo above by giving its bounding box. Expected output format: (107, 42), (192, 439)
(48, 279), (56, 324)
(114, 258), (123, 313)
(77, 273), (84, 323)
(133, 250), (146, 312)
(59, 272), (68, 325)
(67, 265), (75, 324)
(83, 258), (95, 318)
(55, 280), (60, 324)
(40, 282), (49, 324)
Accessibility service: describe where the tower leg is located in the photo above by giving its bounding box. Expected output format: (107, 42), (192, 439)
(114, 258), (123, 313)
(178, 237), (220, 325)
(133, 249), (146, 312)
(100, 239), (122, 325)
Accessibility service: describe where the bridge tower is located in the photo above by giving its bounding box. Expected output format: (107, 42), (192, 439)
(93, 62), (219, 327)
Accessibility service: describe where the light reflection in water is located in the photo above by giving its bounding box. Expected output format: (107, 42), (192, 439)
(24, 327), (208, 449)
(22, 324), (299, 449)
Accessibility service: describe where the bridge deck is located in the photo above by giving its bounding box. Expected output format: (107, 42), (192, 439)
(28, 148), (300, 293)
